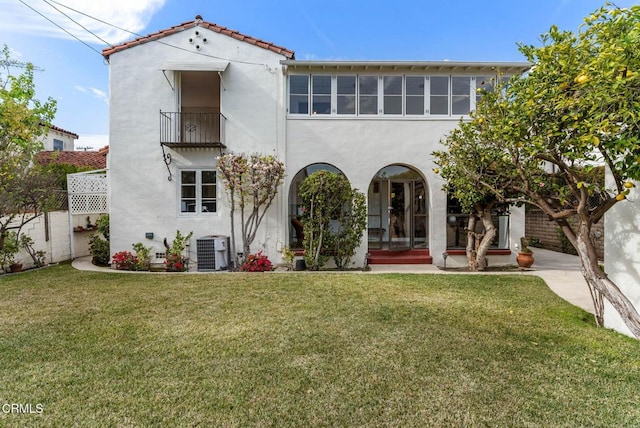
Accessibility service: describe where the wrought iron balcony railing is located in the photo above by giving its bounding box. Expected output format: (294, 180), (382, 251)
(160, 111), (226, 148)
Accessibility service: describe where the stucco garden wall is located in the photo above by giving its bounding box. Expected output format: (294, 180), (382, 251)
(604, 178), (640, 338)
(2, 211), (71, 272)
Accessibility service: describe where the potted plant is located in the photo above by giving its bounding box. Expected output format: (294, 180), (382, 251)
(10, 260), (23, 273)
(516, 236), (535, 268)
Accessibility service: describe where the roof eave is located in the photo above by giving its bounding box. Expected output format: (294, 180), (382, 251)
(280, 60), (531, 74)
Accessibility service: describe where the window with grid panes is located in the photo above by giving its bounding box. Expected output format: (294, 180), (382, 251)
(312, 75), (331, 115)
(452, 76), (471, 115)
(180, 170), (216, 214)
(289, 75), (309, 114)
(405, 76), (425, 115)
(337, 76), (356, 115)
(429, 76), (449, 115)
(383, 76), (402, 115)
(359, 76), (378, 115)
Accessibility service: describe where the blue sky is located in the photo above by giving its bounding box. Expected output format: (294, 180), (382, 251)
(0, 0), (634, 150)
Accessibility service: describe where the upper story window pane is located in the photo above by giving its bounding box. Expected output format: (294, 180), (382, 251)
(312, 75), (331, 115)
(53, 139), (64, 151)
(430, 76), (449, 115)
(359, 76), (378, 115)
(452, 76), (471, 115)
(405, 76), (425, 115)
(383, 76), (402, 115)
(337, 76), (356, 115)
(289, 75), (309, 114)
(475, 75), (494, 106)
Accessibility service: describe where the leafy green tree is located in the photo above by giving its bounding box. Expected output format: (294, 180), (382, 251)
(299, 171), (366, 270)
(434, 114), (514, 271)
(434, 4), (640, 336)
(0, 45), (57, 253)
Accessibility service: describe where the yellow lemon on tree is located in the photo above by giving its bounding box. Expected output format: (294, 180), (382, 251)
(624, 181), (635, 189)
(616, 193), (626, 201)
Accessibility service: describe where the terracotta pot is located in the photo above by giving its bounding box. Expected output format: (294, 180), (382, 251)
(10, 263), (23, 273)
(516, 252), (534, 268)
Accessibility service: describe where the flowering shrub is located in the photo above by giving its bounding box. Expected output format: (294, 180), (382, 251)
(164, 253), (188, 272)
(112, 251), (138, 270)
(240, 251), (273, 272)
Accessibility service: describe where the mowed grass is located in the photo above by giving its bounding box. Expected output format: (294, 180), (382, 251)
(1, 265), (639, 426)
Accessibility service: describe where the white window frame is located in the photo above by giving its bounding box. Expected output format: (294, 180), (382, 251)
(287, 73), (491, 118)
(178, 169), (217, 215)
(288, 74), (310, 115)
(451, 75), (473, 117)
(383, 75), (404, 116)
(405, 75), (427, 116)
(53, 138), (64, 151)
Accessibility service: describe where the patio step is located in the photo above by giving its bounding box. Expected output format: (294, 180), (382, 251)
(367, 249), (432, 265)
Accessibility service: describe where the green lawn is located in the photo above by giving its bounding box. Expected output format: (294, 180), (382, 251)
(1, 265), (639, 426)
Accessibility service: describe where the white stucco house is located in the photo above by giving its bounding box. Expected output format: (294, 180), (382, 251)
(41, 124), (78, 151)
(102, 16), (530, 269)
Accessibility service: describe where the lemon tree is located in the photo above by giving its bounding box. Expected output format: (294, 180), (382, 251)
(435, 3), (640, 336)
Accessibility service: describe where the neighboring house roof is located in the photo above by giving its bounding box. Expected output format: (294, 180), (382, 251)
(36, 146), (108, 170)
(102, 15), (295, 60)
(41, 123), (79, 139)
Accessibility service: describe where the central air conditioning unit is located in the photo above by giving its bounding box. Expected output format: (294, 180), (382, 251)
(196, 235), (230, 271)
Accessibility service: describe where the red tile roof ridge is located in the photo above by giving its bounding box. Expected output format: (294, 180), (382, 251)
(102, 17), (294, 60)
(36, 151), (107, 170)
(41, 123), (79, 139)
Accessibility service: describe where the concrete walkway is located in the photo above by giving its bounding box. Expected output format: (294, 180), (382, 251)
(72, 248), (595, 314)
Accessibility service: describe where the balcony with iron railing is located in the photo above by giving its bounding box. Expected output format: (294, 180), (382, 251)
(160, 111), (226, 148)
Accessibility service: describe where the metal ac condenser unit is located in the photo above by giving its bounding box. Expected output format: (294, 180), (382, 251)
(196, 235), (230, 271)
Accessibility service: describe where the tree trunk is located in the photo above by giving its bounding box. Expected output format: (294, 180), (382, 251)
(465, 205), (497, 272)
(466, 216), (478, 271)
(476, 207), (497, 272)
(570, 221), (640, 337)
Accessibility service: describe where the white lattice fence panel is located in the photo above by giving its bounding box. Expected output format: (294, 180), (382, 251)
(68, 174), (108, 194)
(67, 172), (108, 214)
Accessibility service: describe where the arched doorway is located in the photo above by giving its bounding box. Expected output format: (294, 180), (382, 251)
(288, 163), (344, 249)
(368, 165), (428, 251)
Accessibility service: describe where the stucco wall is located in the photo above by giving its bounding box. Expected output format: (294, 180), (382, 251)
(286, 119), (525, 267)
(107, 25), (288, 266)
(3, 211), (71, 272)
(41, 129), (76, 151)
(604, 178), (640, 337)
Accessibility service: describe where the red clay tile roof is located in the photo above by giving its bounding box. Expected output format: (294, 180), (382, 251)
(41, 123), (79, 139)
(102, 16), (295, 60)
(36, 147), (108, 170)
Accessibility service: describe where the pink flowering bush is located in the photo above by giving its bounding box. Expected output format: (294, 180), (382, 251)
(112, 251), (138, 270)
(240, 251), (273, 272)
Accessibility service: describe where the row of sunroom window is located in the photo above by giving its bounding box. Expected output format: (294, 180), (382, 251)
(288, 74), (507, 117)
